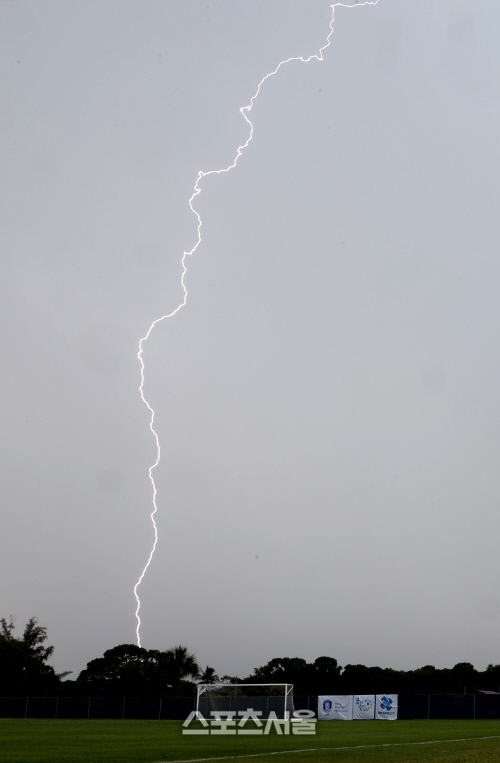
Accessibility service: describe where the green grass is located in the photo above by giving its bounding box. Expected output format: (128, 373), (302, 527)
(0, 719), (500, 763)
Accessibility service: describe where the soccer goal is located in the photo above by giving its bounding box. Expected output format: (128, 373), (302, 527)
(196, 683), (294, 719)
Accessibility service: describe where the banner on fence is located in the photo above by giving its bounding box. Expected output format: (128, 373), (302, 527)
(353, 695), (375, 720)
(375, 694), (398, 720)
(318, 696), (334, 720)
(333, 695), (353, 720)
(318, 696), (353, 720)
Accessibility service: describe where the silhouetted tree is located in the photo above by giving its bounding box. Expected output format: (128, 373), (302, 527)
(162, 645), (199, 696)
(249, 657), (309, 694)
(78, 644), (151, 695)
(199, 666), (219, 684)
(219, 675), (242, 684)
(450, 662), (477, 693)
(481, 664), (500, 692)
(78, 643), (199, 697)
(309, 656), (342, 694)
(0, 616), (67, 696)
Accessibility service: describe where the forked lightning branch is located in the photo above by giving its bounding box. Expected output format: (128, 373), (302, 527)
(133, 1), (380, 646)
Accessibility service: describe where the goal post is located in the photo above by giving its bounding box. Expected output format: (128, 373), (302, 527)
(196, 683), (294, 719)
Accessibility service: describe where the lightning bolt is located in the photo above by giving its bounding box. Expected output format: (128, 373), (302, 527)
(133, 0), (380, 647)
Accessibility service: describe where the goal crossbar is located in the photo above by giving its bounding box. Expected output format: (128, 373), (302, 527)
(196, 683), (294, 719)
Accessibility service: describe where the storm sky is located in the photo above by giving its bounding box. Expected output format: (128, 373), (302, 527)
(2, 0), (500, 680)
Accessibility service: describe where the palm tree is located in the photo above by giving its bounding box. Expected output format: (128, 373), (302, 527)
(163, 645), (199, 696)
(199, 665), (219, 685)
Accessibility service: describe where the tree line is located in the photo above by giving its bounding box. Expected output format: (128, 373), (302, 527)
(1, 617), (500, 697)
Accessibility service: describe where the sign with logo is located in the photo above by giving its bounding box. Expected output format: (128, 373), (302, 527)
(318, 696), (353, 720)
(375, 694), (398, 720)
(353, 695), (375, 720)
(318, 697), (333, 720)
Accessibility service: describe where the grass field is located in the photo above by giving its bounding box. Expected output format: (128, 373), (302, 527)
(1, 719), (500, 763)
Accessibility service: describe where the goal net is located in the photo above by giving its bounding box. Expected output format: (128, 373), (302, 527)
(196, 683), (294, 719)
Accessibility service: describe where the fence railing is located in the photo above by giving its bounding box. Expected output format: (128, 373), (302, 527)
(0, 694), (499, 720)
(0, 696), (196, 720)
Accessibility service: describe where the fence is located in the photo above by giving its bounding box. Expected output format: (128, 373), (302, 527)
(0, 694), (499, 720)
(0, 696), (196, 720)
(398, 694), (500, 720)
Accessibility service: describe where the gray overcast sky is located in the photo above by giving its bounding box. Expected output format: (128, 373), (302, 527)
(2, 0), (500, 680)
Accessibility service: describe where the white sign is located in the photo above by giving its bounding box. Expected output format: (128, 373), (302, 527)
(318, 696), (353, 720)
(353, 695), (375, 720)
(318, 696), (335, 720)
(376, 694), (398, 720)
